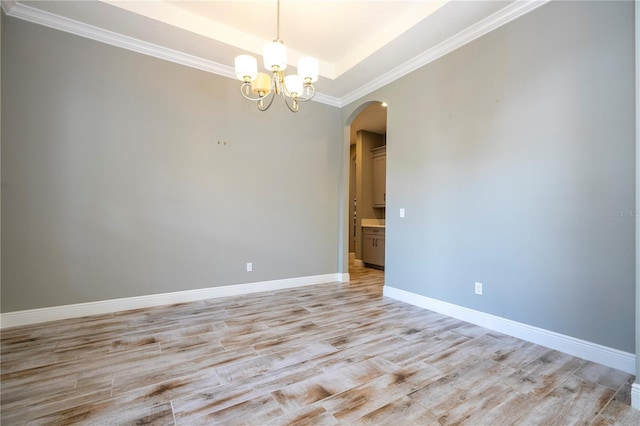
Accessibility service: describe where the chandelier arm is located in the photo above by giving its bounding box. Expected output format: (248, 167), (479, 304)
(284, 96), (300, 113)
(273, 71), (285, 95)
(281, 81), (293, 98)
(257, 92), (276, 111)
(240, 83), (271, 102)
(296, 84), (316, 103)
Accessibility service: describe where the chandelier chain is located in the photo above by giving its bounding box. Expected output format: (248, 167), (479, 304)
(276, 0), (280, 41)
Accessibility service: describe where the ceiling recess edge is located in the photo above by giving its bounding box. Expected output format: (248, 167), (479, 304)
(340, 0), (551, 107)
(3, 0), (550, 109)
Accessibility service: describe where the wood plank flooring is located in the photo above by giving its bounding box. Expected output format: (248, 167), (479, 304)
(2, 263), (639, 425)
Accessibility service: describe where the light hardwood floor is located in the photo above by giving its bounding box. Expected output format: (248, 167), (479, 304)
(1, 263), (639, 425)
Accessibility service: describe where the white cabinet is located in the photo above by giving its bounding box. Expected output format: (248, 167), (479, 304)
(362, 227), (385, 268)
(372, 146), (386, 208)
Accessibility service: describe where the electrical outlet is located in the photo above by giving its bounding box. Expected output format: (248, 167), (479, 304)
(475, 282), (483, 295)
(399, 208), (405, 218)
(246, 262), (253, 272)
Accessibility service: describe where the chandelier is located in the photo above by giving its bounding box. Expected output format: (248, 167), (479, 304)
(233, 0), (319, 113)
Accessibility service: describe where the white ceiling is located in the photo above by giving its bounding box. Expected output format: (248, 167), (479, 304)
(2, 0), (548, 106)
(122, 0), (450, 80)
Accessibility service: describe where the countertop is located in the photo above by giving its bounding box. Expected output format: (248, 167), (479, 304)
(361, 219), (385, 228)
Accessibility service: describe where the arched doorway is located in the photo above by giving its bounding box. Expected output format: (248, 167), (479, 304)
(341, 101), (387, 279)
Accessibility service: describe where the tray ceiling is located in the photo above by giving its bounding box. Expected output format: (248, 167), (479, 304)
(1, 0), (549, 106)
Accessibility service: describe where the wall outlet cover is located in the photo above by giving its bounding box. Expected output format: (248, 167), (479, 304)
(475, 282), (483, 295)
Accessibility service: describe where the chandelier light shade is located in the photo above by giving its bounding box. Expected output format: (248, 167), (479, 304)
(234, 55), (257, 81)
(233, 0), (318, 112)
(284, 75), (303, 97)
(297, 57), (319, 83)
(263, 41), (287, 71)
(252, 72), (271, 95)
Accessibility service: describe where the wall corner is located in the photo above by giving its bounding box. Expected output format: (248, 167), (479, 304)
(634, 0), (640, 411)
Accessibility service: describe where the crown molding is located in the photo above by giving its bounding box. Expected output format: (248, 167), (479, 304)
(3, 1), (344, 107)
(5, 1), (237, 80)
(341, 0), (551, 107)
(1, 0), (16, 14)
(4, 0), (548, 109)
(311, 92), (342, 108)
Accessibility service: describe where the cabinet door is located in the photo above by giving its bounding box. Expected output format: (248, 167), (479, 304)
(375, 235), (385, 266)
(363, 228), (385, 267)
(373, 154), (386, 207)
(363, 233), (377, 264)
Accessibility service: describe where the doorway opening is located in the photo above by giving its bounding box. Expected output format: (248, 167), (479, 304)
(347, 102), (387, 277)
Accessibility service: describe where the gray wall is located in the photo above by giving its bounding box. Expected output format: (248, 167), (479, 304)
(1, 10), (4, 307)
(345, 1), (636, 353)
(1, 17), (342, 312)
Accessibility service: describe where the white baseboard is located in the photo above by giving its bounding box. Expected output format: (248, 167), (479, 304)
(354, 259), (364, 267)
(383, 285), (636, 375)
(0, 273), (341, 329)
(632, 383), (640, 410)
(338, 273), (350, 283)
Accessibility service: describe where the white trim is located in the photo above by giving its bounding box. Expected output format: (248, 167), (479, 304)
(0, 273), (341, 329)
(2, 2), (342, 107)
(353, 259), (364, 267)
(632, 383), (640, 411)
(6, 2), (235, 77)
(337, 273), (350, 283)
(341, 0), (550, 106)
(1, 0), (16, 14)
(3, 1), (548, 110)
(383, 285), (636, 375)
(310, 92), (341, 108)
